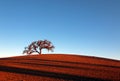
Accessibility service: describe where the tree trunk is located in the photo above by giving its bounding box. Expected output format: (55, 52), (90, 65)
(39, 48), (42, 55)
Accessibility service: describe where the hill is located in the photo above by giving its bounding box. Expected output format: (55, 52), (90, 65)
(0, 54), (119, 81)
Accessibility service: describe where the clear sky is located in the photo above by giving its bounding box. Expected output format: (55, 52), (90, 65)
(0, 0), (120, 60)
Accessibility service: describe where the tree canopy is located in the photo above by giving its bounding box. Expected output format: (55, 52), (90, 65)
(23, 40), (55, 55)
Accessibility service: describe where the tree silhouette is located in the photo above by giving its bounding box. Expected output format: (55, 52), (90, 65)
(23, 40), (55, 55)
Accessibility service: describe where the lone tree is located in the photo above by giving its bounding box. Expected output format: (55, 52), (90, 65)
(23, 40), (55, 55)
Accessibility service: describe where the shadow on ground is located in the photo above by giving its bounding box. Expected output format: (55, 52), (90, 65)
(4, 58), (120, 68)
(0, 65), (108, 81)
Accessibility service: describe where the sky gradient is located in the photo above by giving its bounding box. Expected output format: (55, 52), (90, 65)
(0, 0), (120, 60)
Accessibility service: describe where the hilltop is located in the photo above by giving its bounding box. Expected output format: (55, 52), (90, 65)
(0, 54), (119, 81)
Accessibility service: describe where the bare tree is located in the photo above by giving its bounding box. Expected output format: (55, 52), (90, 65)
(23, 40), (55, 55)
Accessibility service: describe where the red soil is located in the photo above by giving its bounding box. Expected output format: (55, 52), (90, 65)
(0, 54), (119, 81)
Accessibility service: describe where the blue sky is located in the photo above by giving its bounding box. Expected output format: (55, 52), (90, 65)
(0, 0), (120, 60)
